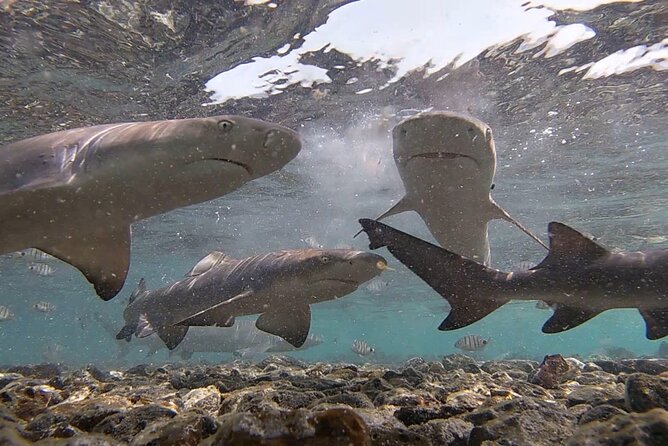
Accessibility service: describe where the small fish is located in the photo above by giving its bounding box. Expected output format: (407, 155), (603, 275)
(0, 305), (14, 321)
(535, 300), (553, 310)
(510, 261), (535, 271)
(454, 335), (489, 351)
(366, 279), (389, 294)
(304, 236), (322, 249)
(33, 301), (56, 313)
(27, 262), (55, 276)
(351, 339), (375, 356)
(8, 248), (54, 262)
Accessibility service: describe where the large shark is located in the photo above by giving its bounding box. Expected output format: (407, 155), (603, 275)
(359, 218), (668, 340)
(130, 321), (324, 360)
(374, 111), (546, 265)
(0, 116), (301, 300)
(116, 248), (388, 349)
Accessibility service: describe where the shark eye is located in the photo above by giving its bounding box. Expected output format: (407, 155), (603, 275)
(218, 120), (234, 132)
(320, 255), (331, 264)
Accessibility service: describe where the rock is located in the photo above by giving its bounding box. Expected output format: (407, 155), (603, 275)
(67, 404), (122, 432)
(441, 354), (481, 373)
(25, 412), (75, 441)
(394, 405), (464, 426)
(578, 404), (628, 425)
(595, 359), (668, 375)
(204, 407), (370, 445)
(359, 377), (393, 400)
(373, 389), (438, 408)
(93, 405), (177, 443)
(125, 364), (155, 377)
(566, 385), (625, 407)
(625, 373), (668, 412)
(567, 408), (668, 445)
(0, 373), (24, 391)
(182, 386), (221, 415)
(465, 397), (577, 446)
(0, 419), (31, 445)
(130, 414), (218, 446)
(312, 392), (374, 409)
(530, 354), (574, 389)
(0, 382), (63, 421)
(256, 355), (307, 370)
(7, 364), (64, 380)
(409, 418), (473, 446)
(481, 360), (537, 375)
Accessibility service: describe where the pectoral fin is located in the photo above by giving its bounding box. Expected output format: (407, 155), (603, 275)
(37, 226), (131, 300)
(157, 325), (189, 350)
(542, 304), (600, 334)
(256, 304), (311, 348)
(638, 308), (668, 340)
(489, 200), (548, 250)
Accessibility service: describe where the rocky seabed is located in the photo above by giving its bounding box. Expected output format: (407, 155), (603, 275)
(0, 354), (667, 445)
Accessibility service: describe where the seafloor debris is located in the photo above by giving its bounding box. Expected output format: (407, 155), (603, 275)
(0, 355), (666, 445)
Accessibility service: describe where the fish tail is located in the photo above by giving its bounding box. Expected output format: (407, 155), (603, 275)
(359, 218), (509, 330)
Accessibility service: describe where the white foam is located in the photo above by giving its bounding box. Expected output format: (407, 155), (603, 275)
(527, 0), (642, 11)
(583, 39), (668, 79)
(205, 0), (637, 105)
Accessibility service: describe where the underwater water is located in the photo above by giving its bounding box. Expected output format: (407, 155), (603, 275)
(0, 0), (666, 369)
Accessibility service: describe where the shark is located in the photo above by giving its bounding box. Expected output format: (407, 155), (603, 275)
(116, 248), (388, 349)
(0, 116), (301, 300)
(130, 320), (324, 360)
(358, 218), (668, 340)
(373, 111), (546, 265)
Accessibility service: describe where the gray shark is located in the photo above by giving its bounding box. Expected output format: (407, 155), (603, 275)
(133, 320), (324, 360)
(359, 218), (668, 340)
(375, 111), (546, 265)
(116, 248), (388, 349)
(0, 116), (301, 300)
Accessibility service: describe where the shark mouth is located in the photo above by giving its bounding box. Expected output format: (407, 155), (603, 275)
(191, 158), (252, 175)
(404, 152), (480, 167)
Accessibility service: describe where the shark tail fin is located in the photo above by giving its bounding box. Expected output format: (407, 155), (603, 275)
(376, 196), (413, 221)
(358, 218), (510, 330)
(490, 200), (548, 250)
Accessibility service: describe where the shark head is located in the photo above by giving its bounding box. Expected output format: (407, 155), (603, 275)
(65, 115), (303, 212)
(281, 249), (389, 303)
(392, 111), (496, 189)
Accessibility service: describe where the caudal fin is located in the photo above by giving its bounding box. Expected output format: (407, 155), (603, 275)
(358, 218), (508, 330)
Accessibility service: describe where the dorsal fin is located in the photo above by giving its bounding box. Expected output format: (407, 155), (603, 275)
(128, 278), (147, 305)
(186, 251), (234, 276)
(533, 222), (608, 269)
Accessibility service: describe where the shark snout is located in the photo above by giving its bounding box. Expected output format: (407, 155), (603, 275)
(263, 127), (302, 159)
(345, 251), (389, 271)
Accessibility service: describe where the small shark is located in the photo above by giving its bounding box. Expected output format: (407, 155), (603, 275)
(359, 218), (668, 340)
(0, 116), (301, 300)
(131, 320), (324, 360)
(374, 111), (546, 264)
(117, 248), (388, 349)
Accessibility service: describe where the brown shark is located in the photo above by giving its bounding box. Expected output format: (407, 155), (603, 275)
(116, 248), (388, 349)
(359, 218), (668, 340)
(372, 111), (546, 265)
(0, 116), (302, 300)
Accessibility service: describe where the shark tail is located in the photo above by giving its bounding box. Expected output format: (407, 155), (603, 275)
(358, 218), (510, 330)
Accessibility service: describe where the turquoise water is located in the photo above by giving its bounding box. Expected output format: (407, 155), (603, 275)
(1, 0), (667, 367)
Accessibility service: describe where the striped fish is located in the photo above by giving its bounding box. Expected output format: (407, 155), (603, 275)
(27, 262), (55, 276)
(18, 248), (54, 262)
(351, 339), (375, 356)
(454, 335), (489, 351)
(33, 301), (56, 313)
(0, 305), (14, 321)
